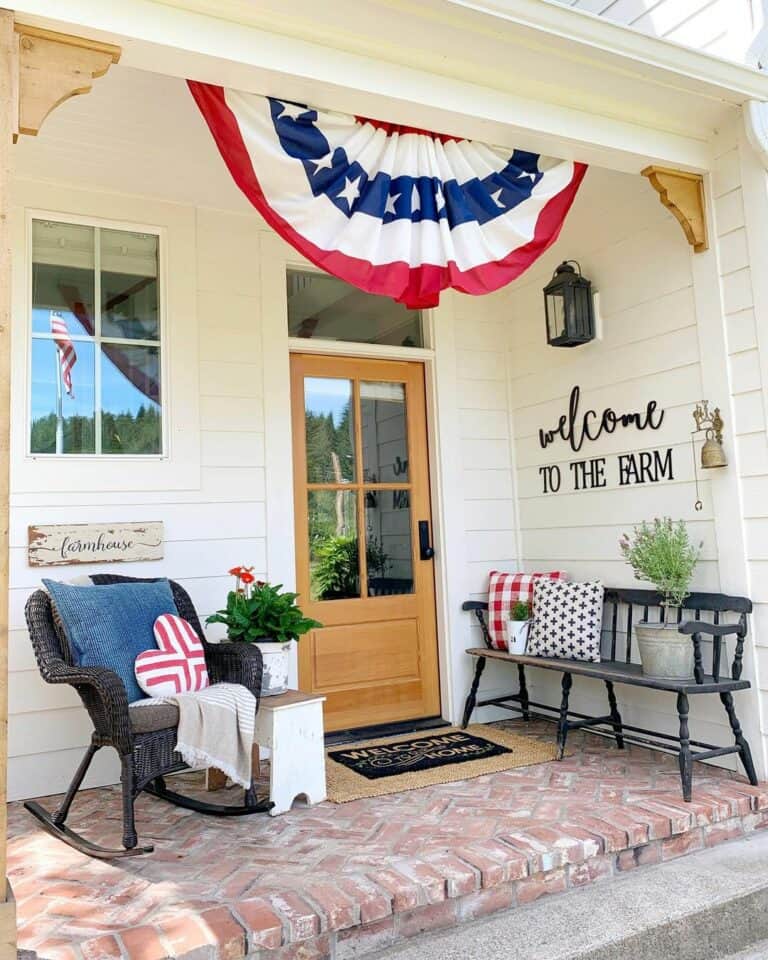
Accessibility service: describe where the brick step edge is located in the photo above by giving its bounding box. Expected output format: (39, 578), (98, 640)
(67, 801), (768, 960)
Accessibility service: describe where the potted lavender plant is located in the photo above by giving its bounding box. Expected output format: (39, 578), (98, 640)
(619, 518), (701, 680)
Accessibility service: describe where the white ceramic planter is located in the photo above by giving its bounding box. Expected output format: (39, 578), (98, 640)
(505, 619), (531, 655)
(636, 621), (694, 681)
(255, 640), (291, 696)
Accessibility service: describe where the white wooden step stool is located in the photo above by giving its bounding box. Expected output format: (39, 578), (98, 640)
(207, 690), (327, 815)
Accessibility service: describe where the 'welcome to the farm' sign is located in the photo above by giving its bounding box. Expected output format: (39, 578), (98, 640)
(28, 522), (164, 567)
(537, 386), (673, 494)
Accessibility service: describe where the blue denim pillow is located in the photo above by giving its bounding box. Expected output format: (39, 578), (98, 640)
(43, 578), (178, 703)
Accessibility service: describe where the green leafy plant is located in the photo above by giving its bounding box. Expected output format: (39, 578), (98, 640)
(312, 534), (391, 600)
(313, 536), (359, 600)
(509, 601), (532, 621)
(619, 518), (701, 608)
(206, 566), (321, 643)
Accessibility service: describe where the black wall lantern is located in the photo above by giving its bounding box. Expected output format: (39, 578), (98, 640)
(543, 261), (595, 347)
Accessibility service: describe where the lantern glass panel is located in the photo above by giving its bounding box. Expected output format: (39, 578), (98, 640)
(546, 292), (564, 343)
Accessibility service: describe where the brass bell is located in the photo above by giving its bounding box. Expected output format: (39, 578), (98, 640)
(701, 432), (727, 469)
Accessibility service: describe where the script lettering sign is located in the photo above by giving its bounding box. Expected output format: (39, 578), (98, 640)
(539, 385), (665, 453)
(536, 386), (674, 496)
(28, 522), (164, 567)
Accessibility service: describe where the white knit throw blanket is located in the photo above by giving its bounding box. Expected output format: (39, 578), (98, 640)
(135, 683), (256, 788)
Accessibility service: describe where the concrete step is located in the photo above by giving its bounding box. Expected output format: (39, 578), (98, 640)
(373, 832), (768, 960)
(721, 942), (768, 959)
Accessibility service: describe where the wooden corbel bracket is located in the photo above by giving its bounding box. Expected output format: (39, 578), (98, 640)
(13, 24), (120, 140)
(641, 166), (708, 253)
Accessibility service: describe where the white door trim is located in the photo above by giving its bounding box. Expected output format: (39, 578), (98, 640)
(259, 231), (464, 722)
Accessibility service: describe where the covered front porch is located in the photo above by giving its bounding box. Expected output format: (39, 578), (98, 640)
(10, 723), (768, 960)
(4, 1), (768, 957)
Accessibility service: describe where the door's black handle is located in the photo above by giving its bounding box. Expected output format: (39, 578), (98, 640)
(418, 520), (435, 561)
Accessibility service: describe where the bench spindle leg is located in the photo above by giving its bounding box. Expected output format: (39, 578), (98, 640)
(462, 657), (486, 729)
(556, 673), (572, 760)
(605, 680), (625, 750)
(677, 692), (693, 802)
(517, 664), (530, 721)
(720, 691), (758, 786)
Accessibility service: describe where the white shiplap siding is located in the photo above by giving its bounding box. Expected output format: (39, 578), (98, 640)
(8, 195), (268, 801)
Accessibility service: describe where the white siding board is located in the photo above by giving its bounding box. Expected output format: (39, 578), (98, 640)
(722, 268), (755, 316)
(460, 438), (512, 471)
(9, 501), (267, 547)
(463, 500), (517, 531)
(455, 349), (507, 382)
(201, 430), (265, 467)
(728, 350), (763, 395)
(199, 361), (262, 398)
(466, 530), (518, 563)
(458, 409), (511, 440)
(717, 228), (751, 276)
(736, 433), (768, 477)
(732, 391), (766, 435)
(726, 309), (758, 354)
(714, 189), (746, 237)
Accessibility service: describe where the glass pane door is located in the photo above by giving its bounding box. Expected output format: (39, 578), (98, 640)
(303, 375), (415, 601)
(291, 352), (440, 732)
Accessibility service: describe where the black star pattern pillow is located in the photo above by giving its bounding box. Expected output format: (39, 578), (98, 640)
(526, 579), (605, 662)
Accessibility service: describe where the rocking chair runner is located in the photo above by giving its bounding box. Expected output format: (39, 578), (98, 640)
(24, 574), (273, 859)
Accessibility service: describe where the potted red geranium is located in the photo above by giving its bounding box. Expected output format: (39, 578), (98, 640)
(206, 566), (321, 695)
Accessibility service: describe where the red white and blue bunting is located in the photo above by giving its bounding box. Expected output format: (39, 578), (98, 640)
(189, 81), (587, 309)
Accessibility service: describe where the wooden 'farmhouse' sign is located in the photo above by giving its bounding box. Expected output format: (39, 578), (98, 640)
(28, 522), (164, 567)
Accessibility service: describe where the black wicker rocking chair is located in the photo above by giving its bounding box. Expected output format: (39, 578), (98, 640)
(24, 574), (273, 859)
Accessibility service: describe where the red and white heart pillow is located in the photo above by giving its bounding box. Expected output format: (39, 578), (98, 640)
(135, 614), (210, 697)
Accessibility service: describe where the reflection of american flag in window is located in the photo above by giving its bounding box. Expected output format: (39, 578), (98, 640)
(50, 311), (76, 398)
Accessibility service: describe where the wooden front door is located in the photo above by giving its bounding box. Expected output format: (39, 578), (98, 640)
(290, 353), (440, 731)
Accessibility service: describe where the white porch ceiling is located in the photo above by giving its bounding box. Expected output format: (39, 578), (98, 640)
(12, 0), (768, 172)
(10, 63), (639, 220)
(12, 67), (252, 212)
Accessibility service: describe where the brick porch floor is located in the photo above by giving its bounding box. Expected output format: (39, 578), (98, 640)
(9, 721), (768, 960)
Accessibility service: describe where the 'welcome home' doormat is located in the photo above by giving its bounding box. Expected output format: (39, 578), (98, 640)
(326, 725), (559, 801)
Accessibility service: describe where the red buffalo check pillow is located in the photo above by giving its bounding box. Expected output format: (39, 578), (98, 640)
(487, 571), (568, 650)
(135, 614), (210, 697)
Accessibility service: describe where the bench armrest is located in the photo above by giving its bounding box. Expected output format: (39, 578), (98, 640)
(679, 618), (748, 683)
(47, 660), (133, 753)
(678, 620), (746, 638)
(462, 600), (493, 649)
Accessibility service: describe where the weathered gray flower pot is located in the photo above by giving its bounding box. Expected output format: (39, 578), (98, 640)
(636, 620), (694, 681)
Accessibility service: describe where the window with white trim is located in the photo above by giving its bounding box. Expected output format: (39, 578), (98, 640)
(30, 217), (163, 456)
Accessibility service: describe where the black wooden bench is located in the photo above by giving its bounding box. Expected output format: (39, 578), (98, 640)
(461, 588), (757, 801)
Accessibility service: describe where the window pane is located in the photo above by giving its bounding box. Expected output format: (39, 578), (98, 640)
(101, 228), (159, 340)
(365, 489), (414, 596)
(30, 338), (95, 454)
(309, 490), (360, 600)
(287, 270), (423, 347)
(101, 344), (162, 454)
(32, 220), (94, 336)
(361, 381), (408, 483)
(305, 378), (355, 483)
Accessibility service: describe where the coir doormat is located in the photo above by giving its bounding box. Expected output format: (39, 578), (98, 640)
(326, 724), (560, 802)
